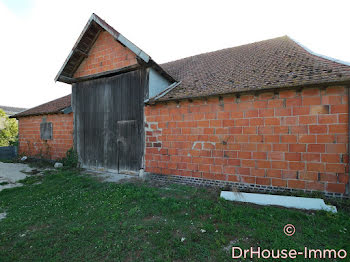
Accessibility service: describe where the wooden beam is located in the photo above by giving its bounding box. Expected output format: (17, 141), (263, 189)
(74, 48), (88, 57)
(69, 64), (143, 83)
(58, 75), (76, 84)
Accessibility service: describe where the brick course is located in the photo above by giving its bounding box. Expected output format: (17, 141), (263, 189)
(144, 86), (349, 194)
(18, 113), (73, 160)
(147, 173), (348, 199)
(74, 31), (138, 78)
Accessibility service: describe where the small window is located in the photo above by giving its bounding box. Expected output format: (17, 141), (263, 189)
(40, 121), (53, 140)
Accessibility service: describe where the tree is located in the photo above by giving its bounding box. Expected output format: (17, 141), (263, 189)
(0, 109), (18, 146)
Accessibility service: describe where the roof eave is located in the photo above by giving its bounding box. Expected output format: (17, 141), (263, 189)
(11, 107), (72, 119)
(155, 79), (350, 103)
(55, 14), (97, 82)
(55, 13), (154, 83)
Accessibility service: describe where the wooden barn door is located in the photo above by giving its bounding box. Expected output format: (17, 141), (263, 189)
(116, 120), (140, 173)
(73, 69), (146, 173)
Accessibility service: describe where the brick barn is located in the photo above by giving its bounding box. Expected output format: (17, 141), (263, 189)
(20, 14), (350, 196)
(12, 95), (73, 160)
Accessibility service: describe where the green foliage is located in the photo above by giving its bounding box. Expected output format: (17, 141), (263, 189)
(0, 109), (18, 147)
(8, 135), (18, 146)
(61, 148), (78, 168)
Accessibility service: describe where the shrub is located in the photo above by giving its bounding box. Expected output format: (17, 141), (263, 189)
(62, 148), (78, 168)
(0, 109), (18, 146)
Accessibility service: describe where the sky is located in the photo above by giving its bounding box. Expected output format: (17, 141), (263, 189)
(0, 0), (350, 108)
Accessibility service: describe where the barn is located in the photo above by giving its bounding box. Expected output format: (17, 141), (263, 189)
(21, 13), (350, 196)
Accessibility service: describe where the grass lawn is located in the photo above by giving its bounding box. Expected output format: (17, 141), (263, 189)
(0, 168), (349, 261)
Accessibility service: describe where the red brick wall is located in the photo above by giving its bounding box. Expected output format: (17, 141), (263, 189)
(74, 31), (138, 78)
(144, 86), (349, 194)
(18, 113), (73, 160)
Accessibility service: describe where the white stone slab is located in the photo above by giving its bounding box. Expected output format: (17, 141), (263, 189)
(220, 191), (337, 213)
(0, 212), (6, 221)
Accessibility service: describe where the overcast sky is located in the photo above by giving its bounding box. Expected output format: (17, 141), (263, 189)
(1, 0), (349, 108)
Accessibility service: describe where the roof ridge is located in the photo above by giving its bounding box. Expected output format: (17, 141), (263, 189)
(158, 35), (350, 101)
(161, 36), (289, 66)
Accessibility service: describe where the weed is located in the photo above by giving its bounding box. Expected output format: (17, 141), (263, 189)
(61, 148), (78, 168)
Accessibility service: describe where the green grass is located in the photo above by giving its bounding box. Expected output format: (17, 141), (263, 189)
(0, 170), (349, 261)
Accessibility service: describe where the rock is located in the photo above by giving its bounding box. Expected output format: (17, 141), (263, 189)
(0, 212), (6, 221)
(139, 168), (145, 179)
(54, 162), (63, 168)
(20, 156), (27, 161)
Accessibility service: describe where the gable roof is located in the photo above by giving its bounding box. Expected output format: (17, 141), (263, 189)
(55, 13), (175, 84)
(54, 32), (350, 105)
(56, 15), (350, 102)
(157, 36), (350, 101)
(11, 95), (71, 118)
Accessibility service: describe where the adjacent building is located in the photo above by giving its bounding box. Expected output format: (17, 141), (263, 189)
(12, 95), (73, 160)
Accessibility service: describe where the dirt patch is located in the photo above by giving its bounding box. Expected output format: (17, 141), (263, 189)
(0, 162), (46, 192)
(0, 162), (30, 182)
(85, 170), (140, 183)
